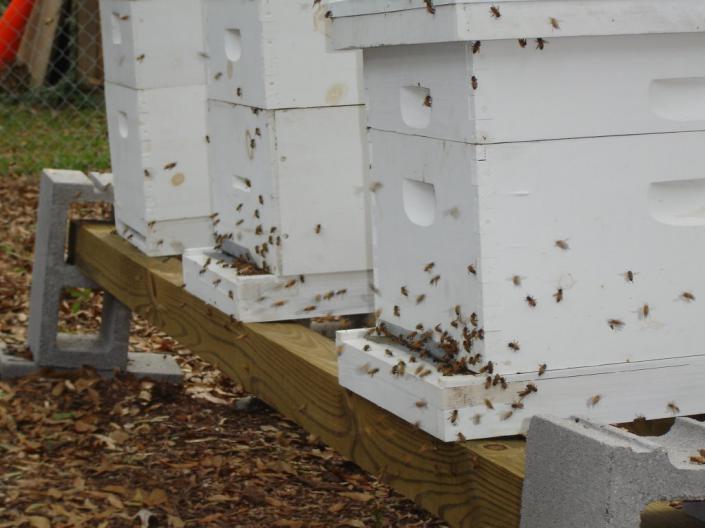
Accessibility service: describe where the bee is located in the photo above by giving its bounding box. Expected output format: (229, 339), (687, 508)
(472, 41), (481, 54)
(484, 399), (494, 410)
(363, 344), (371, 352)
(681, 292), (696, 303)
(401, 286), (409, 297)
(430, 275), (441, 286)
(255, 225), (263, 236)
(136, 54), (146, 62)
(416, 294), (426, 305)
(415, 399), (427, 408)
(518, 38), (528, 48)
(457, 432), (467, 441)
(115, 13), (129, 21)
(587, 394), (602, 407)
(553, 288), (564, 303)
(536, 38), (548, 50)
(518, 384), (538, 398)
(369, 181), (383, 193)
(144, 169), (151, 178)
(490, 5), (501, 18)
(164, 162), (177, 170)
(228, 290), (234, 300)
(205, 135), (211, 143)
(549, 17), (560, 29)
(449, 410), (459, 424)
(255, 128), (262, 137)
(508, 341), (520, 352)
(284, 279), (297, 289)
(419, 369), (432, 378)
(235, 176), (251, 188)
(468, 264), (477, 275)
(555, 239), (569, 250)
(608, 319), (625, 331)
(624, 270), (636, 283)
(369, 283), (380, 295)
(254, 209), (260, 219)
(471, 76), (479, 90)
(250, 138), (256, 149)
(538, 363), (547, 376)
(384, 349), (394, 357)
(424, 0), (435, 14)
(423, 95), (433, 108)
(667, 402), (680, 414)
(501, 411), (514, 421)
(367, 368), (380, 377)
(525, 296), (537, 308)
(336, 289), (347, 296)
(484, 377), (492, 390)
(424, 262), (435, 273)
(511, 401), (524, 410)
(473, 414), (482, 425)
(512, 275), (522, 287)
(690, 455), (705, 465)
(148, 220), (156, 229)
(300, 275), (306, 284)
(236, 87), (243, 97)
(155, 239), (164, 246)
(235, 219), (244, 226)
(315, 224), (322, 235)
(236, 203), (244, 212)
(214, 72), (223, 80)
(393, 305), (401, 317)
(640, 304), (650, 319)
(212, 278), (221, 286)
(470, 312), (478, 327)
(303, 305), (317, 312)
(323, 291), (335, 301)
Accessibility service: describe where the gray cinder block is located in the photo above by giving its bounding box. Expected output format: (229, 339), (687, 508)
(0, 169), (181, 383)
(521, 415), (705, 528)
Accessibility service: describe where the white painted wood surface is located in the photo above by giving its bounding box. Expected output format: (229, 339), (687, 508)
(329, 0), (705, 49)
(99, 0), (207, 89)
(105, 82), (213, 256)
(204, 0), (363, 109)
(338, 329), (705, 441)
(208, 100), (371, 277)
(183, 248), (373, 322)
(370, 129), (705, 376)
(362, 34), (705, 143)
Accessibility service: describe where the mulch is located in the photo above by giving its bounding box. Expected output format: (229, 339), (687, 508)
(0, 175), (447, 528)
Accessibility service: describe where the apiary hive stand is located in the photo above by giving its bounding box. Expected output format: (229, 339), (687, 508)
(329, 0), (705, 440)
(182, 0), (373, 322)
(100, 0), (213, 256)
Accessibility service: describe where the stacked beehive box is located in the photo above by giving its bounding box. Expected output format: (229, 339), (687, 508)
(99, 0), (213, 256)
(330, 0), (705, 440)
(182, 0), (373, 323)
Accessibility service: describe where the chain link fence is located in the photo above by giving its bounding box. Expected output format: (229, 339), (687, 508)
(1, 0), (110, 176)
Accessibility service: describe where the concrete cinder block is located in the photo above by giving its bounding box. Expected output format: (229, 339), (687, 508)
(27, 170), (127, 370)
(521, 415), (705, 528)
(16, 169), (183, 383)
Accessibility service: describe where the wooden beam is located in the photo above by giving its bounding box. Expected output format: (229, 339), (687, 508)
(72, 223), (703, 528)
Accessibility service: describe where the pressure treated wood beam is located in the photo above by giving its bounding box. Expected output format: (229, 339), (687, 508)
(72, 223), (702, 528)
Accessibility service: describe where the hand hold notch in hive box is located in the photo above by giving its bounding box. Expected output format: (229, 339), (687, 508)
(329, 0), (705, 440)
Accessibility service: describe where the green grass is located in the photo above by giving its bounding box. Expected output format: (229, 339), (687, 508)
(0, 101), (111, 176)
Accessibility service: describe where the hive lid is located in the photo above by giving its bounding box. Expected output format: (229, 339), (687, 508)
(328, 0), (705, 49)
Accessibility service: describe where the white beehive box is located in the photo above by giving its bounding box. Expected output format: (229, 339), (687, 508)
(105, 82), (213, 256)
(182, 100), (373, 320)
(329, 0), (705, 440)
(99, 0), (207, 90)
(203, 0), (363, 109)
